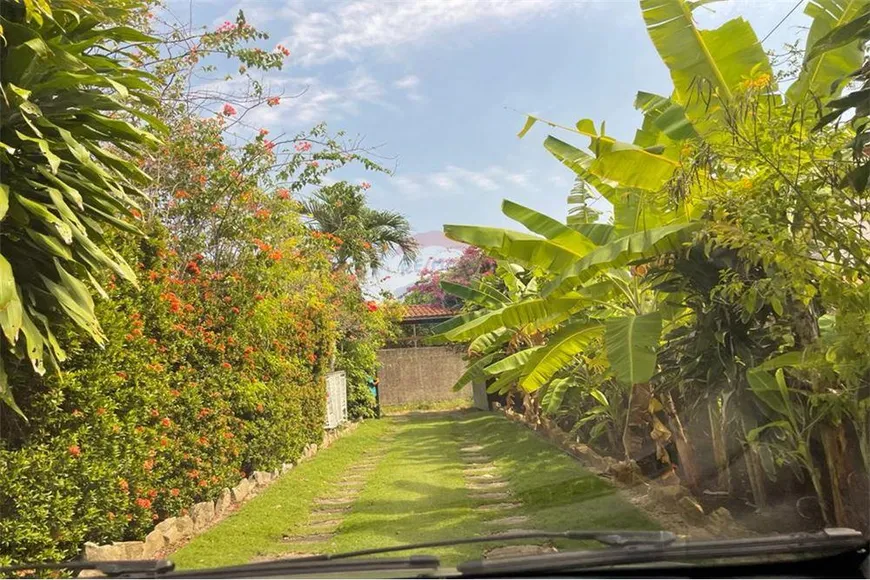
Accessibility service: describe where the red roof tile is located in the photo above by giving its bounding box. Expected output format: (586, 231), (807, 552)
(401, 304), (457, 320)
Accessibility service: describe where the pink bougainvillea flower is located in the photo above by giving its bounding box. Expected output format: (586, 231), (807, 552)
(267, 97), (280, 106)
(360, 181), (371, 190)
(222, 103), (237, 116)
(294, 141), (311, 152)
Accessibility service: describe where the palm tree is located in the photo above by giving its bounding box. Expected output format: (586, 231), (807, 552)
(301, 182), (418, 277)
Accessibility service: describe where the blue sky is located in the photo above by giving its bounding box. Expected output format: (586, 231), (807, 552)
(168, 0), (809, 235)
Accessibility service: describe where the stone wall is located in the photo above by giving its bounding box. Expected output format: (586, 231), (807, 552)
(377, 346), (467, 406)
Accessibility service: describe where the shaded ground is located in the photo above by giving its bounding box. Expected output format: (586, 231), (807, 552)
(171, 411), (657, 569)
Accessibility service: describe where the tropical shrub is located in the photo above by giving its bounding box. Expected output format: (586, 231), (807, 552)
(437, 0), (870, 530)
(0, 0), (164, 412)
(0, 1), (401, 567)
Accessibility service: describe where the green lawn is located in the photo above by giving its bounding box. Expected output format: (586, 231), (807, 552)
(171, 411), (657, 569)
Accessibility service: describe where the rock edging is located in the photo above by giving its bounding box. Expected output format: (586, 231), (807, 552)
(81, 422), (358, 567)
(495, 405), (748, 539)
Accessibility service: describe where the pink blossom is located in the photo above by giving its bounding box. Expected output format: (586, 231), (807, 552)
(222, 103), (237, 116)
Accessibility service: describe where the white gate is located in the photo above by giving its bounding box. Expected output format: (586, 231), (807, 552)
(324, 371), (348, 429)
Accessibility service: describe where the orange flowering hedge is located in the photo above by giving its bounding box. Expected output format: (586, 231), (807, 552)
(0, 222), (350, 564)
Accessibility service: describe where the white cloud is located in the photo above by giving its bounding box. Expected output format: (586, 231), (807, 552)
(392, 175), (424, 196)
(384, 164), (542, 199)
(392, 74), (425, 103)
(239, 67), (386, 129)
(393, 75), (420, 90)
(428, 172), (457, 191)
(274, 0), (565, 66)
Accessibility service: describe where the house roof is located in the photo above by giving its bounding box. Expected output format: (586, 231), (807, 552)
(401, 304), (457, 321)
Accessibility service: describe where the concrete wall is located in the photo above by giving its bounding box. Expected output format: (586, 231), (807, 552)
(377, 346), (468, 406)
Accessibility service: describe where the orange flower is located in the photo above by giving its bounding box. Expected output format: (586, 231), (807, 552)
(119, 478), (130, 492)
(170, 488), (180, 497)
(143, 459), (155, 472)
(135, 497), (152, 510)
(161, 417), (171, 428)
(68, 445), (81, 457)
(221, 362), (232, 370)
(150, 408), (160, 418)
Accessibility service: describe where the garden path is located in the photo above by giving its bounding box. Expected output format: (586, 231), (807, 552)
(170, 410), (657, 570)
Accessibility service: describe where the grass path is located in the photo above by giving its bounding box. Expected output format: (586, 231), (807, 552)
(171, 411), (657, 570)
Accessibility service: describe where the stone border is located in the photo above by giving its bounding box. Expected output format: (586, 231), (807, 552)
(495, 405), (749, 539)
(81, 422), (359, 566)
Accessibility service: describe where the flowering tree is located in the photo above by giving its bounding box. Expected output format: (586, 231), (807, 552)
(403, 247), (496, 308)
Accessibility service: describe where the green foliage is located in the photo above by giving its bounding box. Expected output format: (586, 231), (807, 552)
(438, 0), (870, 525)
(0, 0), (164, 410)
(0, 227), (334, 564)
(302, 182), (418, 276)
(0, 1), (403, 566)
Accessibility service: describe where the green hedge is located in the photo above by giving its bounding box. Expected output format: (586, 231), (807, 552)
(0, 233), (344, 565)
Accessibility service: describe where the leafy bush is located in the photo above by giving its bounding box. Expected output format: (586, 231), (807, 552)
(0, 224), (339, 564)
(0, 0), (164, 410)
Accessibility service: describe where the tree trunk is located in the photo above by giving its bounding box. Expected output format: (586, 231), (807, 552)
(820, 423), (851, 527)
(738, 415), (767, 511)
(664, 392), (700, 493)
(708, 396), (732, 493)
(622, 382), (652, 461)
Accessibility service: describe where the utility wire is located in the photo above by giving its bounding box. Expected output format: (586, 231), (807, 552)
(761, 0), (805, 45)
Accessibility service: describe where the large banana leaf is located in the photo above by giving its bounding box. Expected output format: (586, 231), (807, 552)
(486, 369), (522, 394)
(640, 0), (772, 126)
(550, 221), (701, 292)
(444, 296), (587, 342)
(787, 0), (870, 103)
(574, 223), (617, 245)
(571, 119), (680, 192)
(605, 312), (663, 385)
(544, 136), (619, 204)
(468, 328), (511, 355)
(484, 346), (543, 375)
(439, 280), (507, 309)
(502, 200), (596, 256)
(452, 353), (499, 391)
(542, 377), (572, 413)
(519, 321), (604, 391)
(634, 91), (698, 145)
(443, 225), (579, 274)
